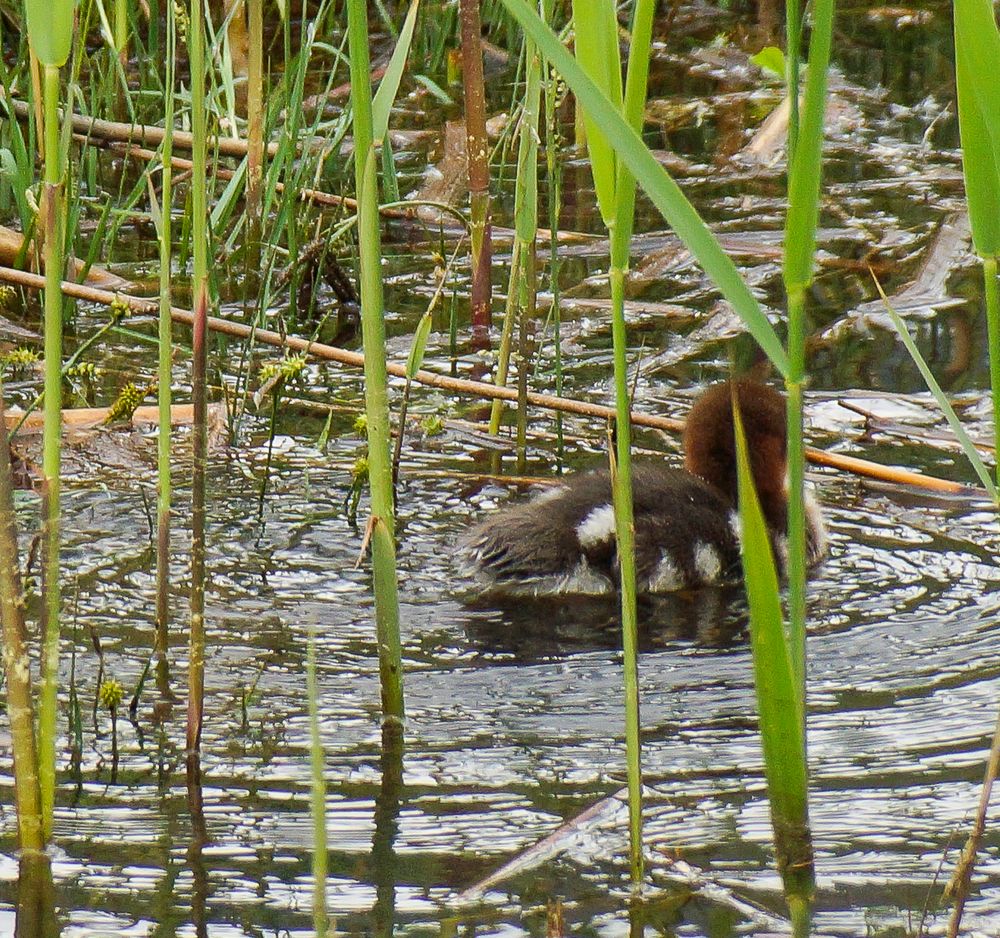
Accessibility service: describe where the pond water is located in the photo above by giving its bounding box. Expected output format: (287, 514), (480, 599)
(2, 0), (1000, 935)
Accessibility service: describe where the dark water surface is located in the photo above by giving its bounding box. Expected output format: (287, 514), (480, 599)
(2, 0), (1000, 935)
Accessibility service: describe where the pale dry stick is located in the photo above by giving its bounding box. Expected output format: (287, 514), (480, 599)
(0, 264), (975, 497)
(944, 703), (1000, 938)
(1, 89), (283, 158)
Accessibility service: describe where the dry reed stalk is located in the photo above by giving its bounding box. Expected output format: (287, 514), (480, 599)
(0, 265), (975, 497)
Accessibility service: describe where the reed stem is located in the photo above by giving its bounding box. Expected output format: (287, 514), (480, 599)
(459, 0), (492, 340)
(307, 625), (329, 936)
(245, 0), (264, 280)
(37, 60), (64, 843)
(347, 0), (404, 721)
(0, 381), (44, 853)
(186, 0), (209, 757)
(155, 0), (177, 667)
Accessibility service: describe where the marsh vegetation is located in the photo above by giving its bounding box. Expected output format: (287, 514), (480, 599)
(0, 0), (999, 934)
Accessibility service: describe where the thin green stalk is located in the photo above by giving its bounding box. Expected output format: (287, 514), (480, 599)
(488, 239), (522, 434)
(570, 0), (655, 886)
(541, 0), (563, 463)
(782, 0), (834, 702)
(155, 0), (176, 666)
(785, 290), (806, 696)
(347, 0), (404, 722)
(489, 32), (541, 435)
(37, 60), (64, 844)
(785, 0), (800, 165)
(307, 625), (329, 936)
(0, 380), (44, 853)
(187, 0), (210, 757)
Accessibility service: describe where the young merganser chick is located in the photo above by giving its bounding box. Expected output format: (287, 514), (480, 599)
(460, 379), (827, 596)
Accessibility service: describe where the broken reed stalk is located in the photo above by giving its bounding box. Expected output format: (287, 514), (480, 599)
(458, 0), (493, 339)
(186, 0), (210, 761)
(347, 0), (405, 722)
(0, 264), (976, 498)
(0, 381), (44, 852)
(155, 0), (177, 667)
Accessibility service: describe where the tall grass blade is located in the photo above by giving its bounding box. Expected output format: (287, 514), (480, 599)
(372, 0), (421, 144)
(307, 625), (329, 936)
(497, 0), (789, 376)
(953, 0), (1000, 481)
(953, 0), (1000, 258)
(570, 0), (621, 226)
(874, 275), (999, 501)
(734, 399), (813, 926)
(25, 0), (73, 67)
(783, 0), (835, 294)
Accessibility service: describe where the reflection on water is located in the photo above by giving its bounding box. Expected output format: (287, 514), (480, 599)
(2, 417), (999, 936)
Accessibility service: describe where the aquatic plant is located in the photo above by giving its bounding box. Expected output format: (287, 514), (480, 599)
(25, 0), (73, 844)
(187, 0), (210, 759)
(566, 0), (657, 883)
(0, 380), (43, 852)
(153, 0), (177, 668)
(347, 0), (405, 721)
(459, 0), (493, 339)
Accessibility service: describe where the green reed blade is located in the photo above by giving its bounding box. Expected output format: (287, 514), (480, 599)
(875, 275), (999, 502)
(498, 0), (789, 376)
(734, 400), (813, 916)
(25, 0), (73, 67)
(372, 0), (421, 145)
(406, 310), (433, 380)
(783, 0), (835, 294)
(569, 0), (622, 226)
(953, 0), (1000, 257)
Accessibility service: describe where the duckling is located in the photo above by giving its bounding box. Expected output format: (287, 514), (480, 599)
(459, 379), (827, 596)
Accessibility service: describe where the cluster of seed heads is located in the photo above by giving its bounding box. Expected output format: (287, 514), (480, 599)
(104, 382), (152, 425)
(172, 0), (189, 44)
(98, 679), (124, 712)
(260, 353), (307, 384)
(1, 347), (40, 373)
(65, 361), (99, 379)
